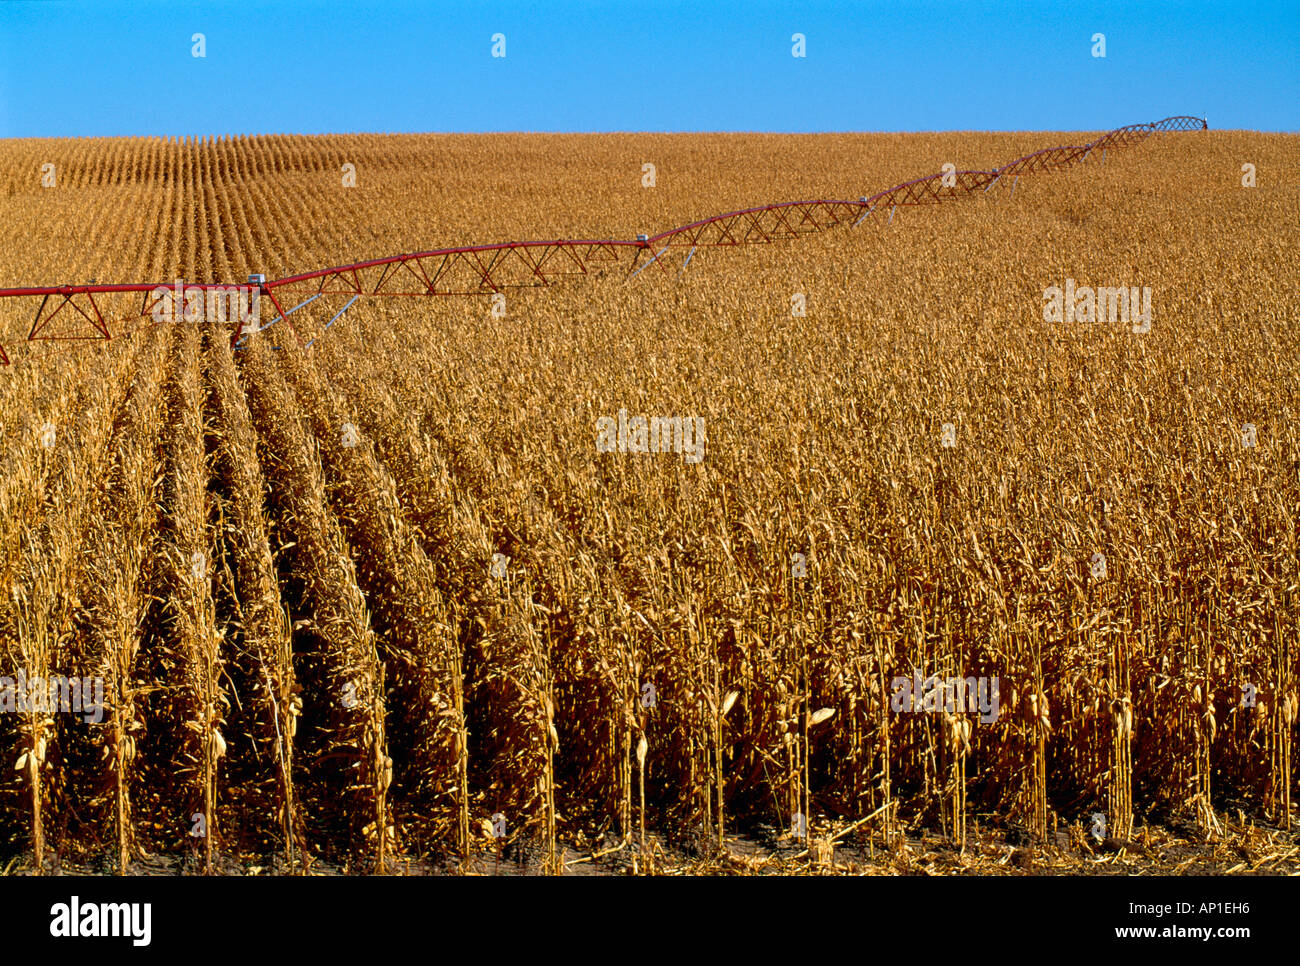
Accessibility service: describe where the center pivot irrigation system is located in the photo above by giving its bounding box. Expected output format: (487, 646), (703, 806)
(0, 116), (1205, 368)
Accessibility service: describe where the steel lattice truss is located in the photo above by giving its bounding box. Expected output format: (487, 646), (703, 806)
(0, 116), (1206, 367)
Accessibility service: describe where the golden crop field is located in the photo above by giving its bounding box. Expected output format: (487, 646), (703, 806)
(0, 127), (1297, 875)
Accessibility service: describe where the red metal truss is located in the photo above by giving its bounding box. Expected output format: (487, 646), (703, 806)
(0, 116), (1206, 366)
(19, 285), (170, 342)
(650, 199), (866, 248)
(269, 240), (637, 299)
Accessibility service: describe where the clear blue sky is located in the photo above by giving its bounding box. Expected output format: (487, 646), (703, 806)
(0, 0), (1295, 136)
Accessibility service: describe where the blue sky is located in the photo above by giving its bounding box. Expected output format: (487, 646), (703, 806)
(0, 0), (1295, 136)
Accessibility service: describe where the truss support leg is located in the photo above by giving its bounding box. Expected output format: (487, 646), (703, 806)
(263, 289), (304, 350)
(629, 247), (668, 279)
(679, 246), (696, 277)
(888, 206), (896, 225)
(305, 294), (361, 349)
(1010, 176), (1019, 198)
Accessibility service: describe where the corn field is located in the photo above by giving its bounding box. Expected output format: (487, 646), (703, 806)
(0, 128), (1297, 874)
